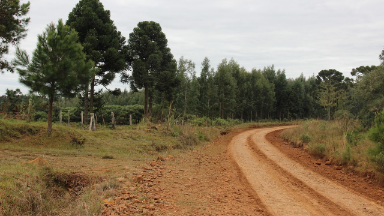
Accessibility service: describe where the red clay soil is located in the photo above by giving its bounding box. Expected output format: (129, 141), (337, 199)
(266, 129), (384, 206)
(102, 128), (269, 215)
(102, 127), (384, 215)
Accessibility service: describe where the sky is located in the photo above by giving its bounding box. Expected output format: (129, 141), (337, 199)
(1, 0), (384, 95)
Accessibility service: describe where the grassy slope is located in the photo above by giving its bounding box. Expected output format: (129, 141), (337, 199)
(281, 120), (379, 176)
(0, 118), (293, 215)
(0, 119), (222, 215)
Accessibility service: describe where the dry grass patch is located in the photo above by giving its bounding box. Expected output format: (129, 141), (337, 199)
(281, 120), (376, 171)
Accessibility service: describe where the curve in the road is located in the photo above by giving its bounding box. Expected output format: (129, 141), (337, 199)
(229, 126), (384, 216)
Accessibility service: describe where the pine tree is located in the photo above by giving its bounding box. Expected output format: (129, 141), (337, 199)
(66, 0), (127, 123)
(14, 19), (93, 135)
(128, 21), (178, 119)
(0, 0), (30, 72)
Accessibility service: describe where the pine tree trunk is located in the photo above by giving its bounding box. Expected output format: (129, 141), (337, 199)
(47, 96), (53, 136)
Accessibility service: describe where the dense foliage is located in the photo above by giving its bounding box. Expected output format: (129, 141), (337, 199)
(0, 0), (30, 72)
(66, 0), (127, 123)
(127, 21), (178, 118)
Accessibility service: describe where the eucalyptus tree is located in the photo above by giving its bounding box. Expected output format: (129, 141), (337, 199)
(0, 0), (30, 72)
(175, 56), (199, 116)
(274, 70), (288, 120)
(14, 20), (93, 135)
(128, 21), (178, 118)
(197, 57), (211, 116)
(66, 0), (127, 123)
(215, 59), (237, 119)
(257, 73), (275, 119)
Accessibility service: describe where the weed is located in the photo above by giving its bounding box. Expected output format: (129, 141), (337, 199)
(308, 143), (326, 158)
(375, 153), (384, 173)
(171, 132), (178, 137)
(300, 134), (311, 144)
(346, 131), (360, 146)
(196, 132), (206, 141)
(102, 155), (114, 159)
(177, 129), (198, 149)
(151, 141), (168, 152)
(320, 122), (326, 131)
(342, 145), (352, 163)
(69, 132), (86, 146)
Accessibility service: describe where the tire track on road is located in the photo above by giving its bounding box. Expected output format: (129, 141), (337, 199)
(230, 126), (384, 216)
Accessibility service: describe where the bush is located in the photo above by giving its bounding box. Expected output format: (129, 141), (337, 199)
(34, 111), (47, 121)
(375, 152), (384, 173)
(212, 118), (228, 127)
(308, 143), (326, 158)
(300, 134), (311, 144)
(342, 145), (352, 162)
(190, 117), (211, 126)
(368, 108), (384, 155)
(346, 131), (360, 146)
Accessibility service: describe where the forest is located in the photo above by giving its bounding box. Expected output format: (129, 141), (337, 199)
(1, 0), (384, 131)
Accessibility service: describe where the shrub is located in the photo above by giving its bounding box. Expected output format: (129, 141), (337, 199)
(34, 111), (47, 121)
(213, 118), (228, 127)
(308, 143), (326, 158)
(346, 131), (360, 146)
(342, 145), (352, 162)
(300, 134), (311, 144)
(375, 152), (384, 173)
(369, 108), (384, 154)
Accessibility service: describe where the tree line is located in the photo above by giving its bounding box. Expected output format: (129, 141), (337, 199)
(1, 0), (384, 135)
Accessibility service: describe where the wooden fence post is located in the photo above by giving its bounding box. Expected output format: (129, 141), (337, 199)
(81, 111), (83, 126)
(89, 113), (93, 131)
(59, 110), (62, 124)
(111, 112), (115, 129)
(89, 113), (96, 131)
(130, 114), (132, 126)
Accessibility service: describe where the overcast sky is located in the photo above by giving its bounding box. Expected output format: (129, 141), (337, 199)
(1, 0), (384, 95)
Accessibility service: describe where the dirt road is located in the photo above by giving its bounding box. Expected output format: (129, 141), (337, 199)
(230, 126), (384, 216)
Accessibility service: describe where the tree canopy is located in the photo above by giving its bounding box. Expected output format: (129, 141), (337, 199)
(127, 21), (178, 118)
(0, 0), (30, 72)
(66, 0), (127, 117)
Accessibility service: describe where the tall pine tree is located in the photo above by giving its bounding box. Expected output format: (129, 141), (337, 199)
(14, 19), (93, 135)
(128, 21), (178, 119)
(67, 0), (127, 123)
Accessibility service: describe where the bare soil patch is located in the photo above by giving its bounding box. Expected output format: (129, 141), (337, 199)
(102, 128), (268, 215)
(103, 126), (384, 215)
